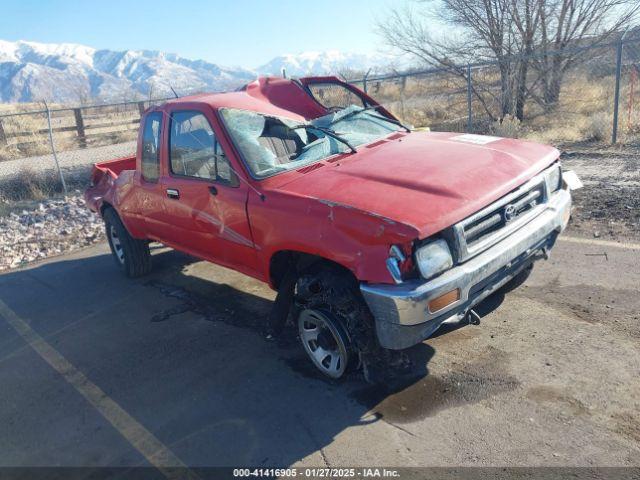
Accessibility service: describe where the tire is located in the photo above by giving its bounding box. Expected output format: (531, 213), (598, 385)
(498, 262), (534, 294)
(294, 266), (407, 383)
(103, 208), (152, 278)
(297, 308), (352, 379)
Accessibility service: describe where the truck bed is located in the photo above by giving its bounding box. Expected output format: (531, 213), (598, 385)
(90, 155), (136, 182)
(85, 155), (136, 213)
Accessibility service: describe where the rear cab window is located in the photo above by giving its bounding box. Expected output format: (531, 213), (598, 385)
(307, 83), (366, 111)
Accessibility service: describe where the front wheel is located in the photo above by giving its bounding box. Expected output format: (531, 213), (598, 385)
(298, 309), (351, 379)
(103, 208), (152, 278)
(294, 267), (388, 382)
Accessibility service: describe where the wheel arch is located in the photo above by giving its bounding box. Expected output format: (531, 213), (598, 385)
(99, 201), (147, 239)
(268, 249), (355, 290)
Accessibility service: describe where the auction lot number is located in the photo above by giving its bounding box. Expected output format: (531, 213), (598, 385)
(233, 468), (400, 478)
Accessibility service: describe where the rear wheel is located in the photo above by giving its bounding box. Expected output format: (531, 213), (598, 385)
(103, 208), (152, 278)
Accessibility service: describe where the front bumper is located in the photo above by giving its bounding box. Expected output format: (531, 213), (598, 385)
(360, 188), (572, 350)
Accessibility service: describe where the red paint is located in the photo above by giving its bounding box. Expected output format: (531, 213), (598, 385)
(85, 77), (559, 287)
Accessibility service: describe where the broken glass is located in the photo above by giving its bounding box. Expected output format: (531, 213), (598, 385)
(219, 105), (403, 179)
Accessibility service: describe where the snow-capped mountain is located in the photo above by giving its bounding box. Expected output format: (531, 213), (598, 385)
(256, 50), (397, 77)
(0, 40), (256, 103)
(0, 40), (398, 103)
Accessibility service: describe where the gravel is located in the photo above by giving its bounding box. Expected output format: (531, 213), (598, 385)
(0, 143), (135, 271)
(0, 195), (104, 271)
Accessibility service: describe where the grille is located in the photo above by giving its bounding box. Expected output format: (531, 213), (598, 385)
(463, 184), (544, 246)
(453, 172), (550, 262)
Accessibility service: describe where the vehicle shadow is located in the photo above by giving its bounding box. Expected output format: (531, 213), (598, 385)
(0, 247), (505, 468)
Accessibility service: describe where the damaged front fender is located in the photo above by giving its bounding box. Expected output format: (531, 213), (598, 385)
(248, 189), (421, 286)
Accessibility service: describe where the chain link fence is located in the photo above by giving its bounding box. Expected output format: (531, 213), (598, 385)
(620, 38), (640, 142)
(0, 98), (172, 201)
(351, 38), (640, 147)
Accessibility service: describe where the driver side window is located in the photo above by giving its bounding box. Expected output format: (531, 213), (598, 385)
(169, 110), (238, 186)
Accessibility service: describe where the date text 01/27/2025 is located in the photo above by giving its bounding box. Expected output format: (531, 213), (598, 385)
(232, 468), (401, 477)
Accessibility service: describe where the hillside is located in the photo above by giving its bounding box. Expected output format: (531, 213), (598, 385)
(0, 40), (395, 103)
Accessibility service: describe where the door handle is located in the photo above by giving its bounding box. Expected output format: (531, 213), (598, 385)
(166, 188), (180, 199)
(209, 186), (218, 196)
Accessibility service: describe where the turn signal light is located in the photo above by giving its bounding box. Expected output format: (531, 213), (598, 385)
(428, 289), (460, 313)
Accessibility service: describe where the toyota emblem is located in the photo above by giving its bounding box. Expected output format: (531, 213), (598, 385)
(504, 204), (517, 222)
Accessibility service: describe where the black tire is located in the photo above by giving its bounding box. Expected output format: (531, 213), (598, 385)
(498, 262), (534, 294)
(103, 208), (151, 278)
(294, 266), (408, 383)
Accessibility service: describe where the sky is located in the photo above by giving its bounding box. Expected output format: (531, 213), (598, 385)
(0, 0), (400, 67)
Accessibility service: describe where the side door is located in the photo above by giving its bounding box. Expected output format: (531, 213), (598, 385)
(136, 111), (170, 242)
(160, 108), (259, 275)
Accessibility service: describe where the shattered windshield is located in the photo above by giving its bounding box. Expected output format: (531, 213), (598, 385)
(219, 105), (404, 179)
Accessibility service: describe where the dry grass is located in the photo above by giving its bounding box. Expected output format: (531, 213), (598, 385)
(369, 68), (640, 147)
(0, 165), (64, 201)
(0, 102), (141, 162)
(0, 102), (64, 114)
(492, 115), (522, 138)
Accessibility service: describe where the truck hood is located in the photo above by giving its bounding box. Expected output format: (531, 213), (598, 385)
(271, 132), (560, 238)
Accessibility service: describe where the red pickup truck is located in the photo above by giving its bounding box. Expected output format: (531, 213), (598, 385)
(86, 76), (576, 381)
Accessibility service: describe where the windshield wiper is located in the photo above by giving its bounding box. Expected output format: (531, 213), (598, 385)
(291, 124), (358, 153)
(329, 105), (412, 133)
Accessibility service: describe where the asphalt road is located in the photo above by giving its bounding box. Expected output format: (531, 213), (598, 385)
(0, 234), (639, 472)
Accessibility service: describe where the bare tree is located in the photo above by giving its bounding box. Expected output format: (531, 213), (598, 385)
(378, 0), (639, 119)
(510, 0), (543, 118)
(378, 1), (518, 119)
(535, 0), (639, 107)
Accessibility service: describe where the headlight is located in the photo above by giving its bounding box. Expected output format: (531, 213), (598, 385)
(415, 239), (453, 281)
(546, 164), (562, 193)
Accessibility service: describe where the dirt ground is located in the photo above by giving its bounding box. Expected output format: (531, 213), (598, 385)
(561, 143), (640, 241)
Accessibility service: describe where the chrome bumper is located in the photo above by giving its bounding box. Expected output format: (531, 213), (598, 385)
(360, 188), (572, 350)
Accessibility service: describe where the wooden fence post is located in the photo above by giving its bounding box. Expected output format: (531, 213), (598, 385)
(74, 108), (86, 148)
(137, 101), (146, 117)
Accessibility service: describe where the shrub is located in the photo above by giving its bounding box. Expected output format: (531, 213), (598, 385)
(583, 112), (612, 142)
(492, 115), (522, 138)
